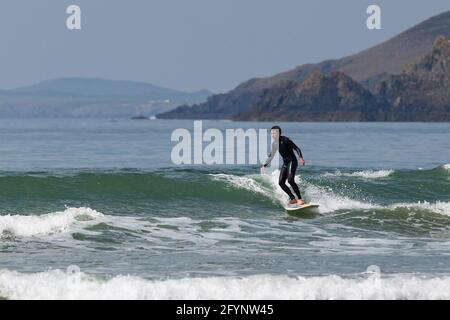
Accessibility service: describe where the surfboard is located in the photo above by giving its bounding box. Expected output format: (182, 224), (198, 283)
(285, 203), (320, 217)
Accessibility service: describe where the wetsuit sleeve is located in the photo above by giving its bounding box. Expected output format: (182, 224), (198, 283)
(290, 139), (303, 158)
(263, 140), (278, 167)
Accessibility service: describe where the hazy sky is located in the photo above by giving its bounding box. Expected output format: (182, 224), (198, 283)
(1, 0), (449, 93)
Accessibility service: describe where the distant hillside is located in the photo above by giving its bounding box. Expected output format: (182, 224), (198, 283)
(0, 78), (212, 118)
(12, 78), (211, 101)
(273, 10), (450, 89)
(158, 10), (450, 120)
(233, 36), (450, 122)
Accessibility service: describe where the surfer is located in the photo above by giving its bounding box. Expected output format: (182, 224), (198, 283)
(260, 126), (306, 205)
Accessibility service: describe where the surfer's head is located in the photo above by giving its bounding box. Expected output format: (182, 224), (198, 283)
(271, 126), (281, 140)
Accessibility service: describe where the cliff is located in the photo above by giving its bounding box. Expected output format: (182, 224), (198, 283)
(233, 72), (385, 121)
(376, 36), (450, 121)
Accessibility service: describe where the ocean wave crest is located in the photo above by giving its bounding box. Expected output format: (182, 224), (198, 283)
(387, 201), (450, 217)
(212, 172), (377, 213)
(1, 269), (450, 300)
(323, 169), (394, 179)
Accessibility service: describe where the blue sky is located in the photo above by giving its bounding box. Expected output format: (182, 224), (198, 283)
(1, 0), (449, 93)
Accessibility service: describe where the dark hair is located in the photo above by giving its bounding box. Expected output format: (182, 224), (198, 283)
(271, 125), (282, 135)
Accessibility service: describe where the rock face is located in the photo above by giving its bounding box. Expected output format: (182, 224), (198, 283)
(158, 11), (450, 121)
(376, 36), (450, 121)
(234, 37), (450, 122)
(233, 72), (384, 121)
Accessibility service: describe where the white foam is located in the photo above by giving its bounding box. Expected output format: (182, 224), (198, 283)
(0, 207), (103, 237)
(267, 170), (376, 213)
(210, 173), (269, 196)
(1, 269), (450, 300)
(388, 201), (450, 217)
(443, 164), (450, 171)
(349, 170), (394, 179)
(303, 184), (377, 213)
(323, 170), (394, 179)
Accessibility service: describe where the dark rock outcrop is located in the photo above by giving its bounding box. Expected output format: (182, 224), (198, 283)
(233, 72), (386, 121)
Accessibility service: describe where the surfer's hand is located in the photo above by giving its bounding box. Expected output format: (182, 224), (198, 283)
(260, 166), (265, 175)
(300, 158), (305, 166)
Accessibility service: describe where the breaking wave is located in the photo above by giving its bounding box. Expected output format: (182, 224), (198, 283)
(1, 269), (450, 300)
(0, 207), (103, 238)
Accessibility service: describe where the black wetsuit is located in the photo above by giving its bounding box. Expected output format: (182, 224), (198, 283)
(263, 136), (303, 200)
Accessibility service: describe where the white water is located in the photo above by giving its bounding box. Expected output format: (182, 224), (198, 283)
(1, 269), (450, 300)
(387, 201), (450, 217)
(323, 169), (394, 179)
(1, 197), (449, 243)
(0, 207), (103, 238)
(210, 172), (450, 217)
(211, 173), (270, 196)
(211, 172), (378, 213)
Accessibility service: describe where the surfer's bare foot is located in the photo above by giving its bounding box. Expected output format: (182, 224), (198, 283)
(297, 199), (305, 205)
(288, 199), (298, 205)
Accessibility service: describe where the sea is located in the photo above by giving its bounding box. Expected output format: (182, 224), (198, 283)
(0, 119), (449, 299)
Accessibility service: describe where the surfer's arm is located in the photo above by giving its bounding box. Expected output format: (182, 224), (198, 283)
(290, 139), (305, 165)
(263, 141), (278, 167)
(290, 139), (303, 159)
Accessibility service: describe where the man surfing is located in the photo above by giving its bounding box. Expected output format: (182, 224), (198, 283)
(260, 126), (306, 206)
